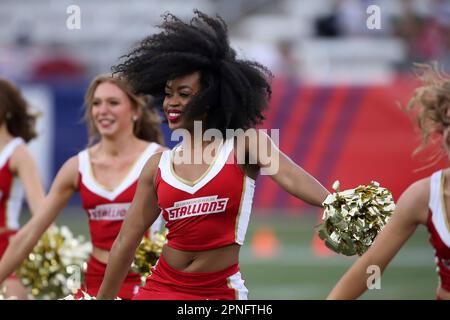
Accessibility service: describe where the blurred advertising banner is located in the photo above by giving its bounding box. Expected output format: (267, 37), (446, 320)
(254, 75), (449, 212)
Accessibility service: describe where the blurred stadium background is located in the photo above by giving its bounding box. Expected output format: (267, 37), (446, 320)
(4, 0), (450, 299)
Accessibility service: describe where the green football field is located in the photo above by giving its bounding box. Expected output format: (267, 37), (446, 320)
(48, 208), (437, 300)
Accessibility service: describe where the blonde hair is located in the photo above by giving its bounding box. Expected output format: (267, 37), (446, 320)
(84, 74), (164, 146)
(406, 62), (450, 165)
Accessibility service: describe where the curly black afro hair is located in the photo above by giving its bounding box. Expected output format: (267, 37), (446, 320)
(113, 10), (273, 134)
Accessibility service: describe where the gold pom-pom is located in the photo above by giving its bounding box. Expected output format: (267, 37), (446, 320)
(0, 286), (17, 300)
(60, 290), (96, 300)
(131, 231), (166, 283)
(16, 225), (91, 299)
(60, 290), (121, 300)
(315, 180), (395, 256)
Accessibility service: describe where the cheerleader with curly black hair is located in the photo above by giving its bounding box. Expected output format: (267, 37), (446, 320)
(98, 10), (329, 300)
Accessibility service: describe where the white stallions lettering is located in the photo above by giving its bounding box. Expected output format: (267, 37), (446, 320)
(166, 196), (229, 221)
(87, 203), (130, 221)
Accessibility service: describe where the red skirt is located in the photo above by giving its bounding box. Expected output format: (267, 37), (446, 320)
(81, 255), (141, 300)
(133, 255), (248, 300)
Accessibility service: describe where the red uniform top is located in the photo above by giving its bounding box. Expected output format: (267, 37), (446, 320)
(78, 142), (163, 250)
(155, 138), (255, 251)
(0, 138), (25, 231)
(428, 170), (450, 292)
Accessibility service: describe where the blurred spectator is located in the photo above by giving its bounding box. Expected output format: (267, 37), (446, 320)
(30, 42), (86, 83)
(0, 28), (41, 82)
(315, 0), (365, 37)
(315, 0), (343, 37)
(430, 0), (450, 69)
(273, 39), (302, 82)
(392, 0), (450, 70)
